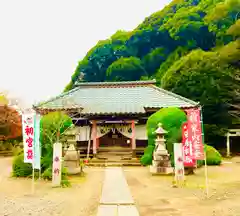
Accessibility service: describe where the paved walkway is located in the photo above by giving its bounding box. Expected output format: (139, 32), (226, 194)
(97, 167), (139, 216)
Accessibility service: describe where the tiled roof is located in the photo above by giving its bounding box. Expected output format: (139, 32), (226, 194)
(34, 80), (198, 115)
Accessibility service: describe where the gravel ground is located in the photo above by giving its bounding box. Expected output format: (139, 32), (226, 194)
(0, 157), (104, 216)
(124, 159), (240, 216)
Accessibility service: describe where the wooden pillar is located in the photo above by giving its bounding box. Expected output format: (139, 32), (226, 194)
(96, 138), (100, 149)
(131, 120), (136, 158)
(226, 132), (230, 157)
(92, 120), (97, 156)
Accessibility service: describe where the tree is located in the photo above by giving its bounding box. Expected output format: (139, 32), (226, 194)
(142, 47), (168, 76)
(40, 111), (73, 170)
(227, 19), (240, 39)
(106, 56), (147, 81)
(0, 93), (8, 105)
(0, 104), (22, 141)
(161, 41), (239, 143)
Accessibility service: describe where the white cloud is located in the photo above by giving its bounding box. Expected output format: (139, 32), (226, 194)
(0, 0), (171, 108)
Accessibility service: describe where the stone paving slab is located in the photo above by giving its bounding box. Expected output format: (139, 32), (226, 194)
(97, 205), (139, 216)
(97, 205), (117, 216)
(100, 167), (134, 205)
(118, 205), (140, 216)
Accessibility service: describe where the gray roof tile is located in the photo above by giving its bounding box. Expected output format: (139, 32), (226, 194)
(34, 80), (198, 115)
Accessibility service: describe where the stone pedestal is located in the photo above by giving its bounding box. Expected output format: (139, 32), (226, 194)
(63, 143), (80, 175)
(150, 125), (173, 175)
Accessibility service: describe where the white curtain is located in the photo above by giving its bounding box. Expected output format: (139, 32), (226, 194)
(119, 127), (132, 138)
(75, 126), (91, 141)
(97, 126), (111, 138)
(135, 124), (147, 140)
(75, 124), (147, 141)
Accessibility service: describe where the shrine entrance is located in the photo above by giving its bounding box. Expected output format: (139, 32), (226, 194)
(99, 129), (131, 148)
(96, 124), (133, 160)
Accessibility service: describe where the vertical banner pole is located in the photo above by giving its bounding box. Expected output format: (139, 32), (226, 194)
(32, 163), (35, 194)
(32, 112), (36, 194)
(200, 106), (209, 197)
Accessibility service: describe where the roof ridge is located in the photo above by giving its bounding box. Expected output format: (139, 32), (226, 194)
(150, 85), (199, 106)
(75, 80), (156, 87)
(32, 86), (81, 108)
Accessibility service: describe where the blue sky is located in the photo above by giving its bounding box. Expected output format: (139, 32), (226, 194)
(0, 0), (171, 108)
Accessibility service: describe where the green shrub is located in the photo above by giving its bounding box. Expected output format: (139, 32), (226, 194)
(195, 145), (222, 167)
(42, 167), (52, 180)
(42, 166), (71, 187)
(141, 107), (187, 166)
(205, 144), (222, 165)
(42, 166), (68, 180)
(12, 153), (32, 177)
(61, 179), (71, 188)
(140, 145), (154, 165)
(12, 146), (23, 156)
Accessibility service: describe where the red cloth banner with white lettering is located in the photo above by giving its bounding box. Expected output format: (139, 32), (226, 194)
(182, 122), (195, 167)
(187, 109), (204, 160)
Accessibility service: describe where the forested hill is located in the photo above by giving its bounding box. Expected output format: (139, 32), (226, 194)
(64, 0), (240, 144)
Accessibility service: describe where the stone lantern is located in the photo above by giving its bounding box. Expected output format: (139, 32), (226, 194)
(150, 123), (173, 175)
(63, 143), (81, 175)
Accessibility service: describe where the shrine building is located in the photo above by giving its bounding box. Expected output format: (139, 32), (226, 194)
(33, 80), (198, 161)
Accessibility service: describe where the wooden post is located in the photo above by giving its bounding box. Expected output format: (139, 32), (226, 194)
(96, 138), (100, 149)
(92, 120), (97, 157)
(131, 120), (136, 158)
(226, 132), (230, 157)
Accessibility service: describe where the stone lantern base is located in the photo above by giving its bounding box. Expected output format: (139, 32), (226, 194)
(150, 153), (173, 175)
(63, 143), (81, 175)
(150, 165), (173, 175)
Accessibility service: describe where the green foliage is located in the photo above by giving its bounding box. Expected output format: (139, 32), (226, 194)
(40, 112), (72, 170)
(42, 167), (71, 187)
(42, 166), (68, 180)
(141, 107), (187, 165)
(198, 144), (222, 166)
(142, 47), (168, 75)
(63, 81), (74, 93)
(42, 167), (52, 180)
(205, 144), (222, 165)
(156, 46), (190, 82)
(12, 153), (32, 177)
(140, 145), (155, 166)
(65, 0), (239, 88)
(63, 0), (240, 144)
(227, 19), (240, 39)
(106, 57), (147, 81)
(161, 41), (239, 143)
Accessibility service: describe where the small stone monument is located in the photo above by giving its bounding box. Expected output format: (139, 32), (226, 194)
(150, 123), (173, 175)
(63, 143), (81, 175)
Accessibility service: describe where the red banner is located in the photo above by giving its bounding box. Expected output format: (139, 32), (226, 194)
(187, 109), (204, 160)
(182, 122), (195, 167)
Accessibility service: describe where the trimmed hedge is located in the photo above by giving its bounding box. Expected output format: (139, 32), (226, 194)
(198, 145), (222, 166)
(140, 145), (155, 166)
(141, 107), (187, 166)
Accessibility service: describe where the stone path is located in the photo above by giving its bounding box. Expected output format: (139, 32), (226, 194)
(97, 167), (139, 216)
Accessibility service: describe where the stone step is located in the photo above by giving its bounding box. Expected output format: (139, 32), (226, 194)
(92, 158), (139, 162)
(98, 150), (144, 154)
(88, 160), (141, 167)
(98, 147), (132, 152)
(89, 164), (140, 167)
(97, 205), (139, 216)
